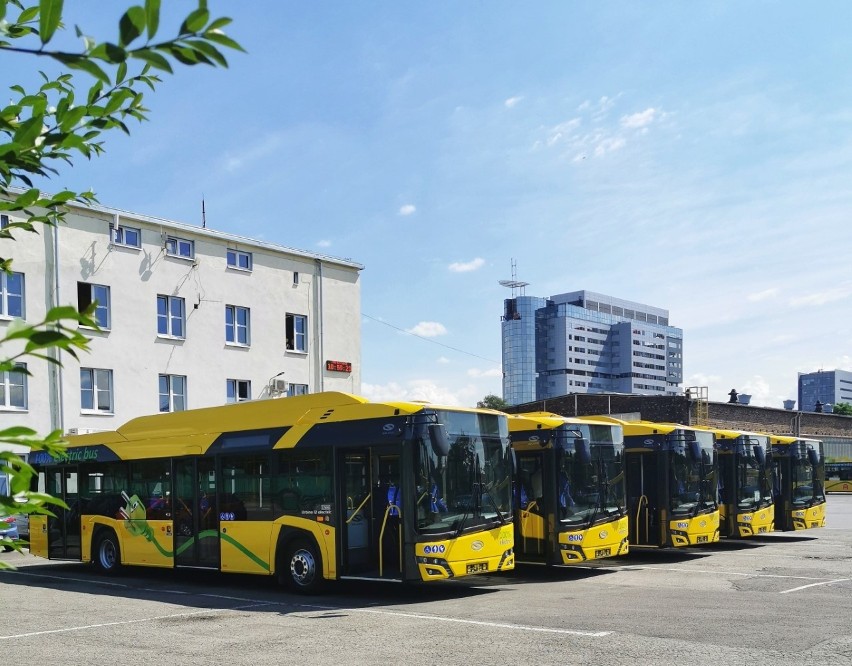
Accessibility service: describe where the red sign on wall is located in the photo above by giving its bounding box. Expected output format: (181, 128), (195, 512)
(326, 360), (352, 373)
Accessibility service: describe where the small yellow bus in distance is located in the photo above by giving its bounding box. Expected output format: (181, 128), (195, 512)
(508, 413), (629, 565)
(767, 434), (826, 531)
(707, 428), (775, 538)
(580, 418), (720, 548)
(27, 392), (515, 592)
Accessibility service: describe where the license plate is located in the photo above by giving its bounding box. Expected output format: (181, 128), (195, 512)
(696, 535), (709, 543)
(758, 527), (767, 534)
(594, 548), (611, 558)
(466, 562), (488, 574)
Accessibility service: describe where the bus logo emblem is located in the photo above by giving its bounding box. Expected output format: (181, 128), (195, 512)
(383, 424), (395, 432)
(471, 541), (484, 551)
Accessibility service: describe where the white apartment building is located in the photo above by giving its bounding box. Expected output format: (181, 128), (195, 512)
(0, 198), (363, 436)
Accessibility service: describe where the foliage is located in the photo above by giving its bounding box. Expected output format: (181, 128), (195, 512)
(0, 0), (241, 562)
(477, 394), (509, 411)
(830, 402), (852, 416)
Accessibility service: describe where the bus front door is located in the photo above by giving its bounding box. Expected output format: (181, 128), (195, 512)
(174, 458), (219, 569)
(338, 449), (402, 579)
(42, 466), (81, 560)
(626, 452), (659, 546)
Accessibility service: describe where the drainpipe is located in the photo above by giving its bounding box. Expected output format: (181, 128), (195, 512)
(46, 213), (64, 434)
(315, 258), (324, 392)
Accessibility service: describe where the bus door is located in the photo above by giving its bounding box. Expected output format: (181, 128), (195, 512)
(338, 448), (402, 579)
(173, 458), (219, 568)
(515, 450), (549, 559)
(42, 466), (81, 560)
(625, 451), (659, 546)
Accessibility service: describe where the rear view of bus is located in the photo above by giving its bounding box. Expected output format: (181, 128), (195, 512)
(712, 429), (774, 538)
(769, 435), (826, 531)
(509, 413), (628, 565)
(586, 418), (719, 548)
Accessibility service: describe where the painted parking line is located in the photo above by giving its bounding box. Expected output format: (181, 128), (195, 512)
(584, 563), (833, 581)
(779, 579), (850, 594)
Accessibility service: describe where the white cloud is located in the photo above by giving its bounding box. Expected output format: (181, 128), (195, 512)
(360, 380), (473, 407)
(437, 356), (450, 364)
(594, 137), (626, 156)
(621, 108), (657, 129)
(747, 287), (779, 302)
(789, 284), (852, 308)
(405, 321), (448, 337)
(448, 257), (485, 273)
(467, 367), (503, 379)
(504, 96), (523, 108)
(399, 204), (416, 216)
(317, 239), (331, 248)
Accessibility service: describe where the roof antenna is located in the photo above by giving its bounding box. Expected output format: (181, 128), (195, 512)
(202, 196), (207, 229)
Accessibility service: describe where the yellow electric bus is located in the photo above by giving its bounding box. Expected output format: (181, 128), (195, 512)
(709, 429), (775, 538)
(581, 418), (719, 548)
(508, 413), (628, 565)
(767, 435), (826, 531)
(27, 392), (515, 592)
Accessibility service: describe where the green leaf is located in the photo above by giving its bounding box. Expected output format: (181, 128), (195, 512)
(19, 6), (39, 23)
(38, 0), (64, 44)
(119, 5), (146, 47)
(145, 0), (161, 38)
(116, 61), (127, 84)
(15, 188), (40, 207)
(130, 48), (173, 73)
(204, 30), (244, 53)
(52, 54), (111, 84)
(180, 7), (209, 34)
(187, 39), (227, 67)
(59, 105), (86, 131)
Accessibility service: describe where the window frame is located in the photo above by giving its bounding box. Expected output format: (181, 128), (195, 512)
(109, 223), (141, 249)
(285, 313), (307, 352)
(80, 367), (114, 414)
(0, 363), (28, 410)
(165, 236), (195, 259)
(226, 379), (252, 403)
(0, 271), (25, 319)
(225, 304), (251, 346)
(288, 383), (308, 397)
(77, 282), (111, 329)
(157, 295), (186, 339)
(159, 374), (187, 412)
(226, 249), (252, 272)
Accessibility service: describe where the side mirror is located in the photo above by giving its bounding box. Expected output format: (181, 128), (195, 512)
(429, 424), (450, 457)
(688, 440), (703, 461)
(807, 448), (820, 469)
(574, 438), (591, 464)
(753, 445), (766, 467)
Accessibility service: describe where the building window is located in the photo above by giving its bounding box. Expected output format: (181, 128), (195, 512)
(226, 249), (252, 271)
(285, 313), (307, 352)
(110, 223), (141, 248)
(1, 363), (27, 410)
(157, 295), (185, 338)
(80, 368), (113, 413)
(225, 305), (251, 346)
(288, 383), (308, 397)
(0, 214), (9, 230)
(159, 374), (186, 412)
(165, 236), (194, 259)
(226, 379), (251, 403)
(293, 272), (299, 285)
(0, 271), (24, 318)
(77, 282), (111, 329)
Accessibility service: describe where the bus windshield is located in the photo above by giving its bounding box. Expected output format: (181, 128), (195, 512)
(737, 438), (773, 511)
(555, 424), (626, 529)
(415, 410), (512, 536)
(791, 443), (825, 507)
(669, 430), (716, 518)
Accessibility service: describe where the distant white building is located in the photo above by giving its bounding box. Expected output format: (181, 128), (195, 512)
(0, 198), (363, 435)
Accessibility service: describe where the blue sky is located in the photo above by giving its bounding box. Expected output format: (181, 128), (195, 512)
(9, 2), (852, 408)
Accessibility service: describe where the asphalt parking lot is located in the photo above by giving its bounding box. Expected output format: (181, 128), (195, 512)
(2, 495), (851, 666)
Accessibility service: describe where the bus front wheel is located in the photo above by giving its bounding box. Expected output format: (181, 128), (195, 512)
(93, 531), (122, 574)
(280, 538), (324, 594)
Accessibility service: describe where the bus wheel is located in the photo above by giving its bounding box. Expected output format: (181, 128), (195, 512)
(281, 539), (323, 594)
(93, 531), (122, 574)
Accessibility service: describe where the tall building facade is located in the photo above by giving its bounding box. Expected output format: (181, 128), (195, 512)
(0, 197), (363, 436)
(798, 370), (852, 412)
(501, 290), (683, 405)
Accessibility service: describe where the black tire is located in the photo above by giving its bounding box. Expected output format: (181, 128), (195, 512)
(279, 538), (324, 594)
(92, 530), (122, 574)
